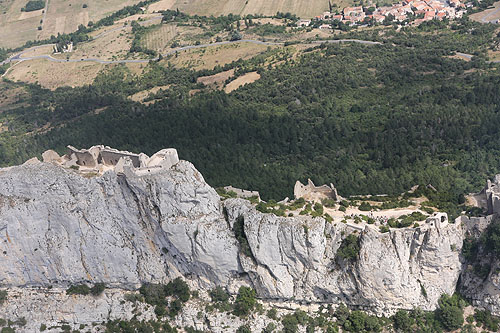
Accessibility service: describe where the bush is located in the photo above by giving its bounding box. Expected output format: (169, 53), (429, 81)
(165, 277), (190, 302)
(0, 291), (6, 304)
(474, 309), (500, 331)
(209, 286), (230, 303)
(139, 283), (167, 306)
(90, 283), (105, 296)
(233, 286), (256, 316)
(267, 308), (278, 320)
(22, 0), (45, 11)
(234, 215), (254, 258)
(358, 202), (372, 211)
(392, 310), (414, 332)
(263, 322), (276, 332)
(437, 294), (465, 331)
(169, 299), (182, 318)
(66, 284), (90, 295)
(236, 325), (251, 333)
(155, 304), (167, 317)
(336, 234), (360, 262)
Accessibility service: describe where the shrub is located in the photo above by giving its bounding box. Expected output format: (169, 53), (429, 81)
(236, 325), (251, 333)
(66, 284), (90, 295)
(169, 299), (182, 318)
(209, 286), (229, 303)
(233, 215), (254, 258)
(336, 234), (360, 262)
(267, 308), (278, 320)
(155, 304), (167, 317)
(474, 309), (500, 331)
(165, 278), (190, 302)
(358, 202), (372, 211)
(392, 310), (414, 332)
(139, 283), (167, 306)
(263, 322), (276, 332)
(313, 202), (324, 215)
(90, 283), (105, 296)
(233, 286), (256, 316)
(40, 324), (47, 331)
(436, 294), (465, 331)
(0, 291), (6, 304)
(23, 0), (45, 12)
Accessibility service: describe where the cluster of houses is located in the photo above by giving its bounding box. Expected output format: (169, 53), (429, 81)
(297, 0), (467, 28)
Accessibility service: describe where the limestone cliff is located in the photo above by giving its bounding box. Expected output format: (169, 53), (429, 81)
(0, 153), (464, 316)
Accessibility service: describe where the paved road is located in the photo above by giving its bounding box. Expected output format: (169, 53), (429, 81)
(312, 39), (382, 45)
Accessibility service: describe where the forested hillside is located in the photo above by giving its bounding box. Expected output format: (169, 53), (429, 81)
(1, 20), (500, 200)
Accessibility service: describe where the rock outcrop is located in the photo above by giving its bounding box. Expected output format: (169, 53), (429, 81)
(0, 147), (466, 317)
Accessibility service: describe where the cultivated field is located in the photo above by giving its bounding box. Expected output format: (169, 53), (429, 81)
(146, 0), (330, 18)
(141, 24), (178, 52)
(0, 0), (145, 48)
(64, 26), (134, 61)
(163, 42), (277, 70)
(5, 58), (106, 89)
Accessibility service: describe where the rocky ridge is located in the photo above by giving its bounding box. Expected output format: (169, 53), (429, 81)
(0, 147), (496, 330)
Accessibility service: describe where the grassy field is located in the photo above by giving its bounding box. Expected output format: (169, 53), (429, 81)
(147, 0), (330, 18)
(162, 42), (277, 70)
(0, 0), (145, 48)
(5, 58), (105, 88)
(224, 71), (260, 92)
(470, 2), (500, 23)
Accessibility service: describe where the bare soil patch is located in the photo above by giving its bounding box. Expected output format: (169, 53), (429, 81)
(6, 59), (105, 89)
(128, 85), (171, 102)
(18, 9), (43, 20)
(197, 69), (234, 89)
(147, 0), (176, 12)
(224, 71), (260, 92)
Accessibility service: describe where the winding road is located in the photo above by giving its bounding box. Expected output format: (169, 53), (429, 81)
(0, 22), (494, 69)
(0, 9), (387, 70)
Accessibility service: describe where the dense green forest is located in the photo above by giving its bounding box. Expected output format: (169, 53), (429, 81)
(2, 19), (500, 200)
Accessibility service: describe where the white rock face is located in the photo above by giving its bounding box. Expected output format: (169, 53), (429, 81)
(0, 160), (239, 288)
(0, 156), (467, 323)
(223, 199), (463, 313)
(459, 215), (500, 316)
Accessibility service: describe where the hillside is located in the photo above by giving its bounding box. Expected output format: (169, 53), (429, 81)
(0, 0), (146, 48)
(148, 0), (331, 19)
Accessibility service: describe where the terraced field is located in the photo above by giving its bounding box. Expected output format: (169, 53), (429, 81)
(147, 0), (330, 18)
(0, 0), (144, 48)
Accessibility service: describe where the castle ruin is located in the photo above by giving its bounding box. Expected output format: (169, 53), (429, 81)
(294, 179), (340, 202)
(41, 145), (179, 176)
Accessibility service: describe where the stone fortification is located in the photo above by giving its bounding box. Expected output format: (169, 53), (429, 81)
(42, 145), (179, 176)
(482, 174), (500, 214)
(294, 179), (339, 202)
